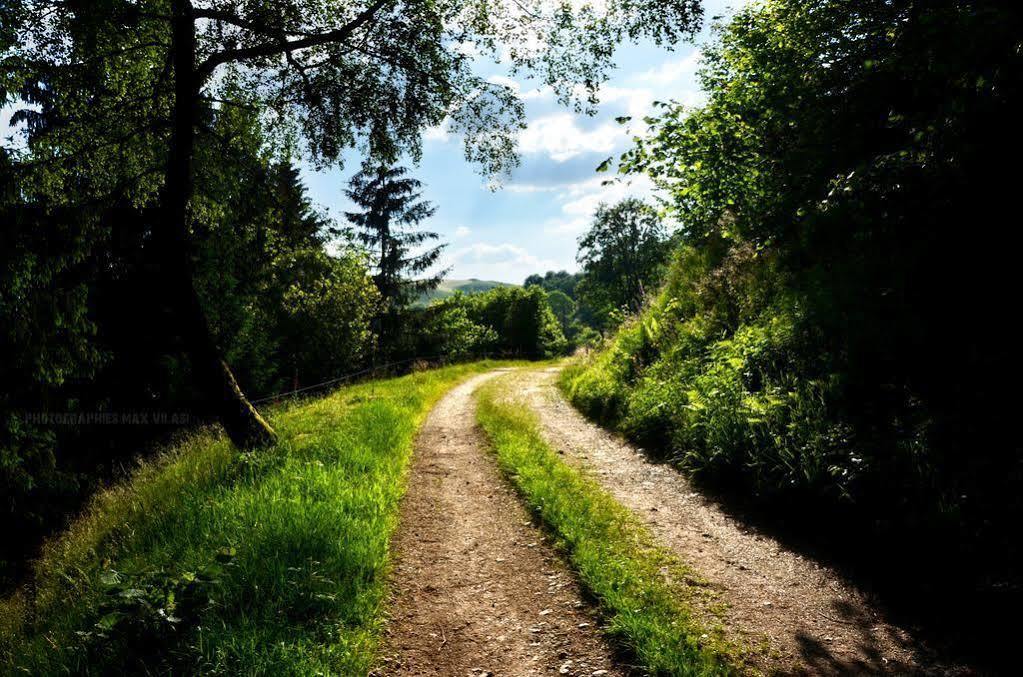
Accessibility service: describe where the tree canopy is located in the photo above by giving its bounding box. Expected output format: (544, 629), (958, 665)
(5, 0), (704, 181)
(524, 270), (581, 299)
(576, 198), (671, 323)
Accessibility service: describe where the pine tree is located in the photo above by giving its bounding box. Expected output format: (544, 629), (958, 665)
(345, 162), (448, 348)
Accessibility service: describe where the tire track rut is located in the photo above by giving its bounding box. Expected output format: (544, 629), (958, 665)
(378, 370), (626, 677)
(519, 368), (966, 676)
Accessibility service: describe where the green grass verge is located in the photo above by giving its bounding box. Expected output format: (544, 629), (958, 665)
(475, 373), (738, 676)
(1, 361), (510, 675)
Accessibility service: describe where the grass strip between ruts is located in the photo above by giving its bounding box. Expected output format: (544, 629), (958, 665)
(475, 371), (739, 676)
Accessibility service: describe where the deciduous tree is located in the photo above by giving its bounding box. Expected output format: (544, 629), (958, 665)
(576, 198), (669, 322)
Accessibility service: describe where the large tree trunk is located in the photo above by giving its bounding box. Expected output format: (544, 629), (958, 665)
(165, 1), (276, 448)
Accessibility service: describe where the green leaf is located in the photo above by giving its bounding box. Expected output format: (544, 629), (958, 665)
(118, 588), (145, 600)
(198, 562), (223, 581)
(99, 570), (122, 586)
(215, 546), (237, 563)
(96, 611), (126, 631)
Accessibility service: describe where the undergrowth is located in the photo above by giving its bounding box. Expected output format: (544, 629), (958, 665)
(560, 245), (878, 503)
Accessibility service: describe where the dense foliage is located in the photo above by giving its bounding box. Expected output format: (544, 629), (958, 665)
(523, 271), (582, 298)
(564, 0), (1023, 644)
(419, 286), (567, 359)
(2, 0), (702, 584)
(1, 113), (380, 585)
(575, 198), (673, 327)
(523, 270), (599, 342)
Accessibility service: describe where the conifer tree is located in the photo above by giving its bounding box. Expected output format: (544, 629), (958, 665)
(345, 163), (447, 349)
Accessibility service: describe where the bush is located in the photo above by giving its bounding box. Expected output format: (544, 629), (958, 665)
(274, 248), (380, 385)
(565, 260), (869, 501)
(421, 286), (567, 359)
(419, 303), (499, 359)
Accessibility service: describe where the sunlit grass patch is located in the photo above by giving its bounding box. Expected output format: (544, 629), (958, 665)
(476, 372), (739, 676)
(0, 362), (509, 675)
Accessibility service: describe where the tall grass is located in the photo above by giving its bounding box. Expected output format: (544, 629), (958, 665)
(1, 362), (507, 675)
(475, 374), (737, 676)
(560, 256), (859, 502)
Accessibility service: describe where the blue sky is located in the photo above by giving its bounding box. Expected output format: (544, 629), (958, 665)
(306, 0), (749, 283)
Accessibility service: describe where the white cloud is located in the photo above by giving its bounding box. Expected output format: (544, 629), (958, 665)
(505, 183), (559, 194)
(636, 50), (702, 87)
(454, 226), (472, 238)
(521, 86), (551, 100)
(449, 242), (552, 266)
(487, 74), (522, 93)
(505, 78), (655, 112)
(518, 113), (622, 162)
(442, 242), (570, 282)
(512, 74), (693, 162)
(542, 217), (589, 237)
(423, 120), (450, 143)
(530, 174), (658, 241)
(503, 171), (659, 245)
(429, 49), (705, 156)
(454, 41), (481, 59)
(561, 189), (609, 218)
(629, 51), (708, 109)
(562, 174), (656, 217)
(595, 85), (655, 118)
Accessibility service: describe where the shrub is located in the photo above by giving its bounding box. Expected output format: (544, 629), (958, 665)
(419, 303), (499, 358)
(563, 250), (884, 504)
(423, 286), (567, 359)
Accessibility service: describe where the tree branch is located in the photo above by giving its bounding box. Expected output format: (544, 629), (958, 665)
(194, 8), (314, 37)
(195, 0), (392, 82)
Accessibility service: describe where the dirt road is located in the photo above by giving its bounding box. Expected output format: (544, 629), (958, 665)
(378, 370), (626, 676)
(518, 368), (964, 675)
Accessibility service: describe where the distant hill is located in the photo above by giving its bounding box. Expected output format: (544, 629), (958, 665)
(417, 278), (515, 305)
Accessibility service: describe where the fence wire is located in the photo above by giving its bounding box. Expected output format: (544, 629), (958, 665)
(249, 352), (495, 406)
